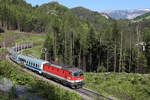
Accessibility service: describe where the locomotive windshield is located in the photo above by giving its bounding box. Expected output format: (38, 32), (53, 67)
(72, 72), (83, 77)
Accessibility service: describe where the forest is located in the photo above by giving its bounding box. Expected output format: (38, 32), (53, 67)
(0, 0), (150, 74)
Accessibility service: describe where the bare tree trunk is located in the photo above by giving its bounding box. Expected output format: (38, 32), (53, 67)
(119, 32), (123, 73)
(70, 31), (73, 65)
(17, 22), (20, 31)
(129, 33), (132, 73)
(78, 44), (81, 68)
(83, 55), (86, 72)
(114, 40), (117, 72)
(107, 47), (109, 72)
(99, 38), (101, 66)
(136, 25), (140, 73)
(72, 31), (74, 65)
(64, 32), (67, 64)
(54, 31), (57, 62)
(90, 51), (92, 72)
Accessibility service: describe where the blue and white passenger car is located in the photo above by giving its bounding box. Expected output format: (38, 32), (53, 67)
(17, 54), (49, 74)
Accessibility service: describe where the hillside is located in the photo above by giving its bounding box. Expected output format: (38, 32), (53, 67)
(134, 12), (150, 21)
(71, 7), (113, 33)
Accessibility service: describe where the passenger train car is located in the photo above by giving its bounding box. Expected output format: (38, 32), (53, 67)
(8, 45), (84, 88)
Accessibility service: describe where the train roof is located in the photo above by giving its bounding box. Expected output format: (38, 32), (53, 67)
(50, 64), (83, 73)
(18, 54), (49, 64)
(63, 67), (83, 73)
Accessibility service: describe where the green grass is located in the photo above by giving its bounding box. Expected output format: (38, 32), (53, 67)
(0, 48), (7, 55)
(0, 34), (4, 41)
(22, 46), (43, 59)
(84, 73), (150, 100)
(16, 34), (46, 44)
(6, 31), (20, 37)
(0, 30), (45, 47)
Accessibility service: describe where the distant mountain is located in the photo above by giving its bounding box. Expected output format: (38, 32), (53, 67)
(103, 8), (150, 20)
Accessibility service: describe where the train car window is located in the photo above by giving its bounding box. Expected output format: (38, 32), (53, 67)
(57, 69), (59, 72)
(62, 71), (64, 73)
(52, 67), (54, 70)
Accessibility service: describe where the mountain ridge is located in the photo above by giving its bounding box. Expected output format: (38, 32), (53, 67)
(102, 8), (150, 20)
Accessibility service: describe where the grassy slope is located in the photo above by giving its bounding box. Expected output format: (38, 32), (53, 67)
(0, 48), (7, 55)
(16, 34), (45, 44)
(1, 30), (45, 45)
(22, 46), (42, 58)
(84, 73), (150, 100)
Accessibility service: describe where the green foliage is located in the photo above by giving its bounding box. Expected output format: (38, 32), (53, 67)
(0, 60), (34, 85)
(84, 73), (150, 100)
(97, 63), (106, 72)
(30, 80), (82, 100)
(136, 54), (148, 73)
(0, 48), (7, 55)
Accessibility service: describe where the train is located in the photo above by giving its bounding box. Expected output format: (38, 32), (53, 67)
(8, 44), (84, 88)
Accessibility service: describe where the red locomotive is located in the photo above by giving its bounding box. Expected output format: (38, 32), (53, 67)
(43, 63), (84, 88)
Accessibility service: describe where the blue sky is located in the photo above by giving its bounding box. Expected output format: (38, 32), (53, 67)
(25, 0), (150, 12)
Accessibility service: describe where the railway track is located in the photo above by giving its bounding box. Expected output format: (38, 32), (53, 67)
(76, 88), (109, 100)
(6, 44), (114, 100)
